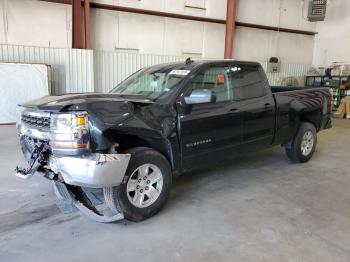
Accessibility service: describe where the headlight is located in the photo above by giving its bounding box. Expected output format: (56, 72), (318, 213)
(50, 112), (90, 153)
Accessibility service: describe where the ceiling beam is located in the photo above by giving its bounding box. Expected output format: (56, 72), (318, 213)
(235, 21), (317, 36)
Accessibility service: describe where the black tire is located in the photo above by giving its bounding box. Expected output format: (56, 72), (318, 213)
(117, 147), (172, 222)
(285, 122), (317, 163)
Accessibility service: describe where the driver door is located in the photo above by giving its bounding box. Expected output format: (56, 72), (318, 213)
(177, 64), (243, 170)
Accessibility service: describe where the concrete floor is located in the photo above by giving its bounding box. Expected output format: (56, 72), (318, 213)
(1, 119), (350, 262)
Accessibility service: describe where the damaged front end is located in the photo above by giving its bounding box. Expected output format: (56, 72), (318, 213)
(15, 110), (130, 223)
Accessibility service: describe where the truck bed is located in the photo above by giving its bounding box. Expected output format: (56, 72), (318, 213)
(270, 85), (332, 146)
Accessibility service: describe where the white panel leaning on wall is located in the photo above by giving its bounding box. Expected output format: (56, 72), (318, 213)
(0, 63), (50, 124)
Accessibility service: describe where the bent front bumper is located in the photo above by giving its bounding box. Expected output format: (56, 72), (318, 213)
(16, 121), (129, 222)
(18, 133), (131, 188)
(49, 153), (131, 188)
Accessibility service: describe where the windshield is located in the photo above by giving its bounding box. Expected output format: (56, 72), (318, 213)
(109, 66), (190, 101)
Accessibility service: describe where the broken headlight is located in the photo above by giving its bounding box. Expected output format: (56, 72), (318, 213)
(50, 112), (90, 154)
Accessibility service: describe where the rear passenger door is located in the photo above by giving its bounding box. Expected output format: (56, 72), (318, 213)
(231, 64), (275, 149)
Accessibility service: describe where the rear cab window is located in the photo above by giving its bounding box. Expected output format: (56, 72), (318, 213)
(231, 64), (267, 100)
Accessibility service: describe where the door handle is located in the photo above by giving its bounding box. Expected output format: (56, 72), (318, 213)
(264, 103), (271, 108)
(230, 108), (239, 112)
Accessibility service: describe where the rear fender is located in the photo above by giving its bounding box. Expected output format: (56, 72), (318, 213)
(281, 99), (322, 145)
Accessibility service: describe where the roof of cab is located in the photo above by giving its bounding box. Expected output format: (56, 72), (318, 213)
(147, 59), (262, 70)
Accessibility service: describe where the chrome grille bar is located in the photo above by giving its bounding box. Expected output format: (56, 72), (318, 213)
(21, 111), (51, 131)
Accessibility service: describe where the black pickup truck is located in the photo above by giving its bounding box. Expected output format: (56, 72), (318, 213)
(15, 60), (332, 222)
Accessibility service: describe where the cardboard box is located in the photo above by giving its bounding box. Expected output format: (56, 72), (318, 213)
(346, 96), (350, 119)
(336, 98), (346, 118)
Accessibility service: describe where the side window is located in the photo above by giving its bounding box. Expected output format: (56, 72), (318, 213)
(190, 67), (233, 102)
(231, 65), (267, 100)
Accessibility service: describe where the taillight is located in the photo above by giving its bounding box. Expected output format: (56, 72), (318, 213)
(330, 94), (333, 112)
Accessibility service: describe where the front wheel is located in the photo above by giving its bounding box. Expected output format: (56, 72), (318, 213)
(285, 122), (317, 163)
(117, 148), (172, 222)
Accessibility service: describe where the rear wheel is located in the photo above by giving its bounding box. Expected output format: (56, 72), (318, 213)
(117, 148), (172, 222)
(285, 122), (317, 163)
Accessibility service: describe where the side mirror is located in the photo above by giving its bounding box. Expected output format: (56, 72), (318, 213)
(184, 89), (215, 105)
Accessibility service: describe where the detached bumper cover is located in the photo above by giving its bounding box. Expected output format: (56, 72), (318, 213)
(53, 181), (124, 222)
(49, 153), (131, 188)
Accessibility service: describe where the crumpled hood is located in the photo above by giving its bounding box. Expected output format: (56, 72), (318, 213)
(19, 92), (176, 153)
(20, 93), (153, 112)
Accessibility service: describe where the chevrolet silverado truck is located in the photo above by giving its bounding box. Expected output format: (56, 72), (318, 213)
(15, 60), (332, 222)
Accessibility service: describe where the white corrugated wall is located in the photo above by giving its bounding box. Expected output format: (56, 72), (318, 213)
(94, 51), (186, 93)
(261, 62), (311, 86)
(66, 48), (94, 94)
(0, 44), (94, 95)
(0, 44), (312, 94)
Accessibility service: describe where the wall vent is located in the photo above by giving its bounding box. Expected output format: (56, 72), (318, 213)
(308, 0), (327, 22)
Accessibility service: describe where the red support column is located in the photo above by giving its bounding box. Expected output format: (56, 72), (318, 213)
(84, 0), (91, 49)
(72, 0), (83, 49)
(224, 0), (236, 59)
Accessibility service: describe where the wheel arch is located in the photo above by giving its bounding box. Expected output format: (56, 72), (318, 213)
(299, 109), (322, 132)
(282, 110), (319, 148)
(106, 132), (177, 172)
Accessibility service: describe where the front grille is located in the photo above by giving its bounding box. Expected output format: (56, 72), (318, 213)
(21, 114), (50, 130)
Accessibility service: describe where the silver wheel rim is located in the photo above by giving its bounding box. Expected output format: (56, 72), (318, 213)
(301, 131), (314, 156)
(126, 164), (163, 208)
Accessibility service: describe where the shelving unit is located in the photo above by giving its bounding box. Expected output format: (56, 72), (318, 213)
(305, 75), (350, 112)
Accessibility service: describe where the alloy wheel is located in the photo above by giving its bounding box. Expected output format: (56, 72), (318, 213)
(126, 164), (163, 208)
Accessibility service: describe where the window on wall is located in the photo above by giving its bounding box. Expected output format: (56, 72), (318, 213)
(190, 66), (233, 102)
(231, 65), (267, 100)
